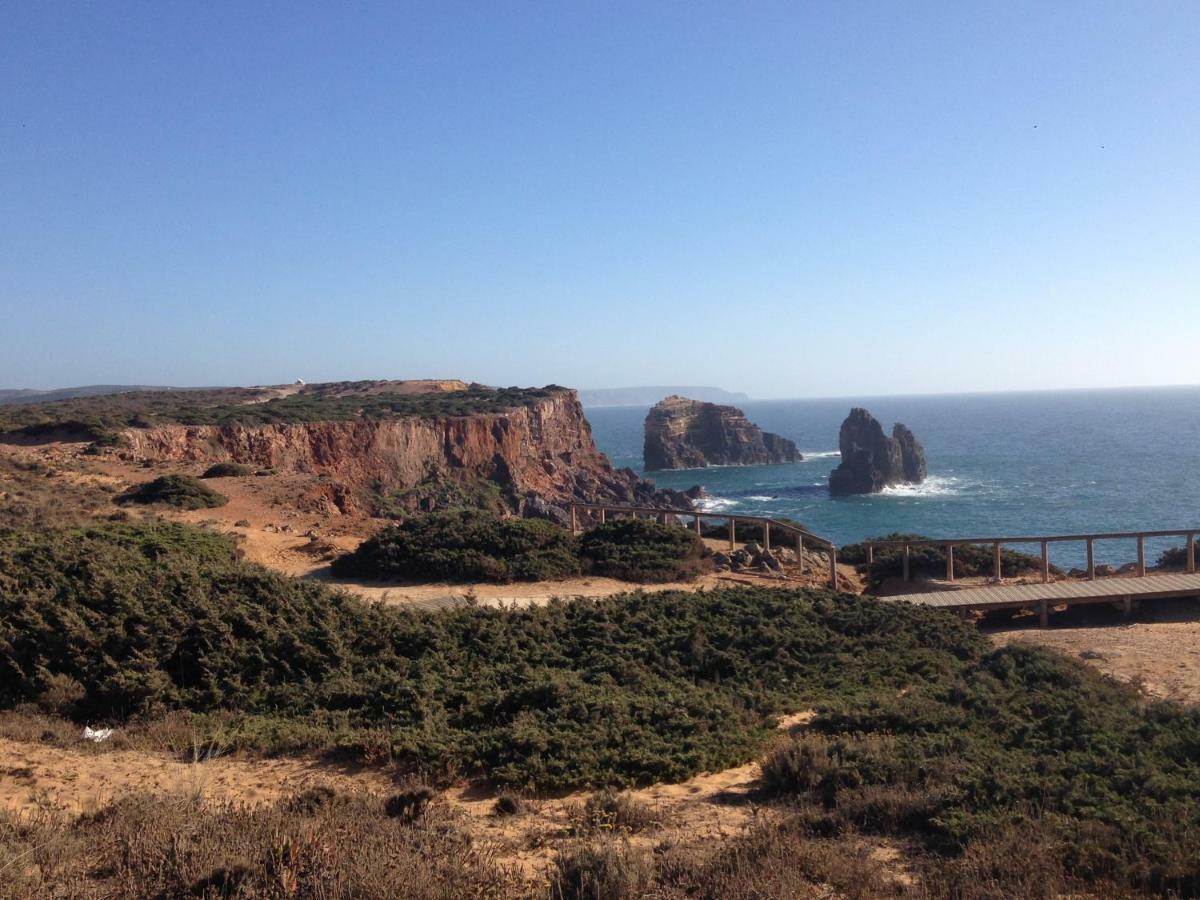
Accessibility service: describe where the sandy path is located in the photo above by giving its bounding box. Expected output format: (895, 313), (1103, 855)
(0, 738), (393, 815)
(989, 607), (1200, 704)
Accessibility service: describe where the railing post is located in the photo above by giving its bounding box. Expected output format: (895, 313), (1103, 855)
(1137, 535), (1146, 577)
(694, 514), (702, 535)
(570, 504), (578, 533)
(993, 542), (1002, 583)
(1189, 533), (1197, 574)
(796, 533), (804, 574)
(728, 517), (735, 550)
(828, 547), (837, 588)
(946, 544), (955, 582)
(1041, 541), (1049, 583)
(600, 508), (606, 524)
(902, 544), (910, 582)
(763, 521), (771, 552)
(1123, 596), (1132, 618)
(1087, 538), (1095, 581)
(1039, 600), (1049, 628)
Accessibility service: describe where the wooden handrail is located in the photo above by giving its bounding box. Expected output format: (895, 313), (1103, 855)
(863, 528), (1199, 584)
(568, 502), (839, 587)
(568, 502), (835, 549)
(866, 529), (1200, 547)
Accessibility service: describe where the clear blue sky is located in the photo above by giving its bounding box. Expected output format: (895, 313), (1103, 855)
(3, 2), (1198, 398)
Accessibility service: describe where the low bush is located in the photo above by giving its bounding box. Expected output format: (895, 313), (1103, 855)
(700, 516), (808, 544)
(331, 509), (580, 582)
(1, 522), (984, 788)
(116, 474), (227, 510)
(841, 532), (1056, 586)
(578, 789), (660, 833)
(0, 791), (517, 899)
(760, 644), (1200, 894)
(1157, 544), (1196, 568)
(4, 522), (1200, 894)
(550, 839), (654, 900)
(200, 462), (254, 478)
(579, 518), (709, 583)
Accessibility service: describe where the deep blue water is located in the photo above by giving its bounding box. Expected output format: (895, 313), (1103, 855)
(584, 386), (1200, 569)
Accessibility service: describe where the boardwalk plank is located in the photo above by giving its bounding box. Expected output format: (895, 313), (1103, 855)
(879, 573), (1200, 611)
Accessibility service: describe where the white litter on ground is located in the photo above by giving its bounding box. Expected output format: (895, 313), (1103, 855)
(82, 726), (114, 742)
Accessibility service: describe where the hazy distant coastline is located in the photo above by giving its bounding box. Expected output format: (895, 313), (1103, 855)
(578, 386), (750, 407)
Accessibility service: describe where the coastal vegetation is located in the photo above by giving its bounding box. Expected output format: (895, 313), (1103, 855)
(200, 462), (255, 478)
(333, 512), (710, 584)
(331, 509), (581, 583)
(1157, 544), (1196, 568)
(116, 474), (228, 510)
(579, 517), (710, 582)
(700, 515), (809, 544)
(0, 384), (567, 441)
(841, 532), (1056, 585)
(2, 521), (1199, 894)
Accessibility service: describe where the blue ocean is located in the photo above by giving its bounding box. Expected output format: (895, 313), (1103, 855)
(584, 386), (1200, 570)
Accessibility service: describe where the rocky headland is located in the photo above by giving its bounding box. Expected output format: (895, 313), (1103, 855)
(643, 395), (801, 471)
(828, 408), (926, 495)
(0, 381), (692, 523)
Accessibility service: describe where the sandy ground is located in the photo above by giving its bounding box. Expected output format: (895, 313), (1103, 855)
(0, 713), (815, 880)
(987, 598), (1200, 704)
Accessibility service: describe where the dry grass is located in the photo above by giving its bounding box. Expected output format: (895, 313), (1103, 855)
(0, 791), (520, 899)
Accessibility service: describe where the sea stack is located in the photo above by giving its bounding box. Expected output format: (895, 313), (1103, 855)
(643, 395), (801, 471)
(828, 408), (926, 495)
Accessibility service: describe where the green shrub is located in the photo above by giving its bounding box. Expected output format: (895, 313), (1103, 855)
(0, 522), (986, 789)
(116, 474), (228, 510)
(761, 645), (1200, 892)
(200, 462), (254, 478)
(0, 384), (566, 437)
(580, 518), (709, 583)
(331, 509), (580, 583)
(840, 533), (1056, 585)
(700, 516), (808, 544)
(1157, 545), (1196, 568)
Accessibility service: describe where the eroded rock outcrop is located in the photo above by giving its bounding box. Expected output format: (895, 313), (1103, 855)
(828, 408), (926, 495)
(119, 390), (690, 521)
(643, 396), (801, 471)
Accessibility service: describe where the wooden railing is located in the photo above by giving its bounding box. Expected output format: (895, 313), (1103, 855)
(568, 502), (839, 587)
(863, 529), (1199, 584)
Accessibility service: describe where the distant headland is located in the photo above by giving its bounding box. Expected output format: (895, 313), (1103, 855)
(578, 386), (750, 407)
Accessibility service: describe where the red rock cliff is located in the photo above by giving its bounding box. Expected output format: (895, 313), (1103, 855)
(119, 391), (688, 519)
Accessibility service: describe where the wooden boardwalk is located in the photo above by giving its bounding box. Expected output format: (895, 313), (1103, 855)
(879, 572), (1200, 625)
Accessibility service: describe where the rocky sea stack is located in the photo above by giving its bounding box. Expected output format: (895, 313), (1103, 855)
(828, 408), (926, 495)
(643, 395), (801, 471)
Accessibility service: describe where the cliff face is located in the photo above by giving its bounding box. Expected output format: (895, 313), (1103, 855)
(643, 396), (802, 471)
(828, 408), (926, 495)
(119, 391), (688, 520)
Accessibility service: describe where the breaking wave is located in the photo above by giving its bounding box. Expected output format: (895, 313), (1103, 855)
(800, 450), (840, 459)
(697, 495), (737, 512)
(878, 476), (963, 498)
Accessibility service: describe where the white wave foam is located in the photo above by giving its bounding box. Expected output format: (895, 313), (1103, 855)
(697, 496), (737, 512)
(745, 495), (777, 502)
(800, 450), (840, 459)
(878, 476), (962, 498)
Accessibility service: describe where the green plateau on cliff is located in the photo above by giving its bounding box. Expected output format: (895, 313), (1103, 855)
(0, 382), (568, 440)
